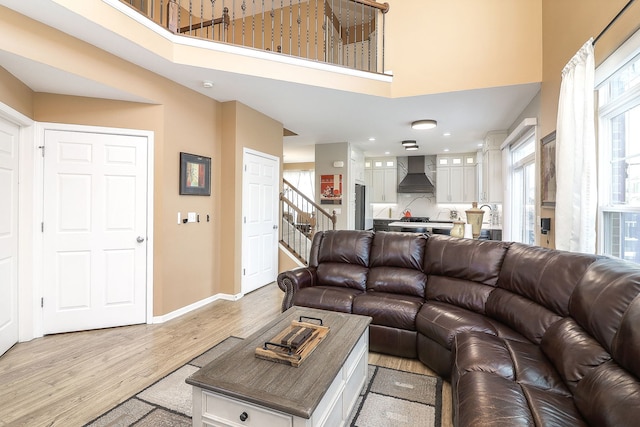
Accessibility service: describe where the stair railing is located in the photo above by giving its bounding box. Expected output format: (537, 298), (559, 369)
(119, 0), (389, 73)
(280, 178), (336, 264)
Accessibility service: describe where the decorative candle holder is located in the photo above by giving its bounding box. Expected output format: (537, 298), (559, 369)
(465, 202), (485, 239)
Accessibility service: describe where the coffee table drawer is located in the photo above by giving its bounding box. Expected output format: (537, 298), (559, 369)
(201, 391), (293, 427)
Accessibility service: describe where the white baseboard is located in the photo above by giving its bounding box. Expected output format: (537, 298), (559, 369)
(151, 292), (244, 324)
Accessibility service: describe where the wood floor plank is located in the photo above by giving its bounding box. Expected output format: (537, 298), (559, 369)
(0, 283), (452, 427)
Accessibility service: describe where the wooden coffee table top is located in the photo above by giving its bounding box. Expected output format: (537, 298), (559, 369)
(187, 307), (371, 418)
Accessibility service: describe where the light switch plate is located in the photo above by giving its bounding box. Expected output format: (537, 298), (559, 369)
(187, 212), (197, 223)
(177, 212), (181, 224)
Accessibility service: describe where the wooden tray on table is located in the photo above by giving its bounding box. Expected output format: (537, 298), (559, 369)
(255, 316), (330, 367)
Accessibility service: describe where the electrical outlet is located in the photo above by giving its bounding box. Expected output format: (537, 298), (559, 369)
(187, 212), (197, 223)
(177, 212), (181, 224)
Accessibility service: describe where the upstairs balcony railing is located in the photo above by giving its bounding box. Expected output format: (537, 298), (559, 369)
(120, 0), (389, 73)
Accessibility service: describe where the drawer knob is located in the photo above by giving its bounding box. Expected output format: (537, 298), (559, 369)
(239, 411), (248, 422)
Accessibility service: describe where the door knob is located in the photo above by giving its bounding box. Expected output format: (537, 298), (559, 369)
(273, 225), (278, 229)
(136, 236), (145, 243)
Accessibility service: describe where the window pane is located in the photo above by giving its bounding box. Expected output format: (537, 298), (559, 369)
(603, 211), (640, 263)
(604, 55), (640, 104)
(524, 163), (536, 245)
(511, 136), (535, 164)
(610, 105), (640, 206)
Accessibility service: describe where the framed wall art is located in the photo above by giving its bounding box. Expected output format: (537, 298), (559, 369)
(541, 131), (556, 207)
(320, 174), (342, 205)
(180, 152), (211, 196)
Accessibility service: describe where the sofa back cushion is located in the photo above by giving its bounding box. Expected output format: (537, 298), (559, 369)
(570, 258), (640, 376)
(498, 243), (598, 316)
(370, 231), (426, 270)
(366, 232), (427, 297)
(485, 244), (598, 344)
(310, 230), (373, 291)
(424, 235), (509, 285)
(423, 236), (509, 312)
(316, 230), (373, 266)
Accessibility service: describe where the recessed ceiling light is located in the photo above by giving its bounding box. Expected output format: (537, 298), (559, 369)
(443, 132), (451, 136)
(401, 140), (417, 147)
(477, 143), (484, 147)
(411, 119), (437, 130)
(203, 80), (213, 88)
(443, 148), (450, 152)
(405, 145), (419, 151)
(369, 137), (376, 141)
(384, 151), (390, 155)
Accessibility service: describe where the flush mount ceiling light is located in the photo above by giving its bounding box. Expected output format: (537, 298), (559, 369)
(411, 119), (437, 130)
(405, 145), (420, 151)
(202, 80), (214, 88)
(401, 140), (418, 147)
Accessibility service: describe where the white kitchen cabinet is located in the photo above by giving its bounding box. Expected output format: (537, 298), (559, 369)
(479, 132), (506, 203)
(437, 154), (477, 203)
(365, 157), (397, 203)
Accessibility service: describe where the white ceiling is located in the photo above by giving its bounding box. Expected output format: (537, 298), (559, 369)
(0, 0), (540, 163)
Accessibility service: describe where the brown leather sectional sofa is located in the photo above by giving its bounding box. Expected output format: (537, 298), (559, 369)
(277, 230), (640, 426)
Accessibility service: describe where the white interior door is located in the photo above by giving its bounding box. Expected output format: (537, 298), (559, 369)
(0, 118), (19, 356)
(42, 129), (148, 334)
(242, 149), (279, 294)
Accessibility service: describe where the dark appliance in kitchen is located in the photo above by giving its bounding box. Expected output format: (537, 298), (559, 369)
(355, 183), (366, 230)
(399, 216), (431, 233)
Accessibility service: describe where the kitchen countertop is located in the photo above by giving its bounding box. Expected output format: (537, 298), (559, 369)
(388, 221), (502, 230)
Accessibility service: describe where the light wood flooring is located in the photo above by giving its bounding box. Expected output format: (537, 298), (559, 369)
(0, 283), (452, 427)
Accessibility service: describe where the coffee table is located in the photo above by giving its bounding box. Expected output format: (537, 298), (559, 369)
(187, 307), (371, 427)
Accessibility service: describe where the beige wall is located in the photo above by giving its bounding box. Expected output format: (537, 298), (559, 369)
(385, 0), (542, 97)
(0, 7), (282, 316)
(219, 101), (283, 295)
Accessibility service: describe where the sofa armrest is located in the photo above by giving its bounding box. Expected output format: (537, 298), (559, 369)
(277, 267), (318, 312)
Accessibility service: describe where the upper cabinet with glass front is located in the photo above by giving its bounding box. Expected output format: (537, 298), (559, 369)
(436, 153), (477, 203)
(365, 157), (397, 203)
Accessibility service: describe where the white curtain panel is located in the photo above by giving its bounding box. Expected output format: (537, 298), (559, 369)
(555, 39), (597, 253)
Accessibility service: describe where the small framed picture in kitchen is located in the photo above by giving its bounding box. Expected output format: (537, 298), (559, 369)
(180, 152), (211, 196)
(320, 174), (342, 204)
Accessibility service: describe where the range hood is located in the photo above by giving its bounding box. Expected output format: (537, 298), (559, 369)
(397, 156), (435, 193)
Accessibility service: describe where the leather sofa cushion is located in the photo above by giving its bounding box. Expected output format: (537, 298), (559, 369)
(317, 263), (368, 291)
(370, 231), (426, 270)
(426, 275), (494, 314)
(453, 332), (570, 396)
(367, 266), (427, 298)
(498, 243), (598, 316)
(424, 235), (509, 285)
(485, 288), (561, 344)
(353, 292), (423, 330)
(456, 372), (587, 427)
(573, 360), (640, 427)
(613, 295), (640, 378)
(316, 230), (373, 266)
(292, 286), (362, 313)
(369, 324), (417, 358)
(540, 317), (610, 394)
(416, 302), (525, 349)
(570, 257), (640, 354)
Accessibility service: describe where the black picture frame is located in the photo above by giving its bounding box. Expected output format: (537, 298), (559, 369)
(179, 152), (211, 196)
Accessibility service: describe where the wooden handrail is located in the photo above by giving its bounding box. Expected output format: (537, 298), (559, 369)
(282, 178), (337, 227)
(178, 8), (229, 34)
(352, 0), (390, 14)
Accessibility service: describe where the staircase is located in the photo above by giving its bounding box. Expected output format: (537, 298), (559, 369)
(280, 178), (336, 264)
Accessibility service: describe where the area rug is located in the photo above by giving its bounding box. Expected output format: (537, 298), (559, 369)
(86, 337), (442, 427)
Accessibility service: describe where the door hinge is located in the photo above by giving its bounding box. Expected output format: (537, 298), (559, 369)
(38, 145), (45, 157)
(243, 268), (246, 276)
(41, 297), (44, 308)
(41, 222), (44, 232)
(243, 217), (246, 223)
